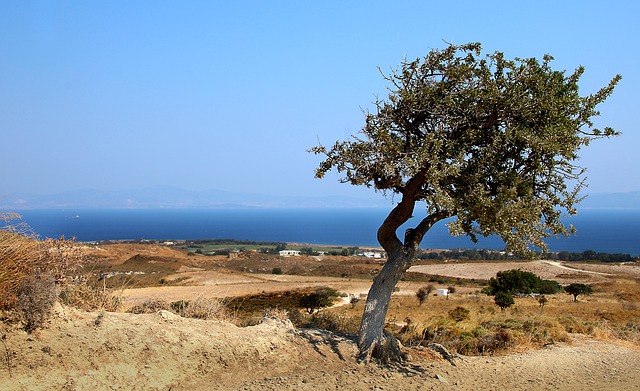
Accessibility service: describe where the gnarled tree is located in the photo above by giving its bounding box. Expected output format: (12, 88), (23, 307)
(311, 43), (620, 362)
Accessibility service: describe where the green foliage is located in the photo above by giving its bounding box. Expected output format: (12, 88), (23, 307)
(538, 279), (563, 294)
(554, 250), (635, 263)
(448, 306), (470, 322)
(418, 248), (521, 261)
(494, 291), (515, 311)
(447, 286), (456, 297)
(565, 283), (593, 302)
(299, 287), (341, 314)
(487, 269), (562, 296)
(416, 285), (434, 305)
(272, 267), (283, 275)
(312, 42), (620, 256)
(299, 247), (315, 256)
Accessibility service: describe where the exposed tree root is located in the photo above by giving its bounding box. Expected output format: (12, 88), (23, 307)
(358, 330), (408, 365)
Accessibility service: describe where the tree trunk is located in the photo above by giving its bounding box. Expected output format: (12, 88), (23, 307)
(357, 251), (411, 363)
(355, 171), (450, 362)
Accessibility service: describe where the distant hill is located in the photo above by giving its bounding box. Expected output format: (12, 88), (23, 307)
(1, 187), (637, 210)
(0, 186), (391, 210)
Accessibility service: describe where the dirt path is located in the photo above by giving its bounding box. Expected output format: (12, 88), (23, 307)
(3, 304), (639, 390)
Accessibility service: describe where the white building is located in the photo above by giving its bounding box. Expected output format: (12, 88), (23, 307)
(279, 250), (300, 257)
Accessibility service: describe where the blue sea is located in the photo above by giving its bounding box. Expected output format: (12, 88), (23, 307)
(8, 208), (640, 256)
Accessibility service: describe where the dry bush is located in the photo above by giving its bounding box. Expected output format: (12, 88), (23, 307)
(127, 296), (231, 322)
(13, 274), (58, 332)
(179, 296), (229, 321)
(59, 283), (122, 312)
(301, 312), (360, 335)
(128, 299), (171, 314)
(0, 213), (40, 309)
(263, 307), (290, 322)
(1, 213), (86, 311)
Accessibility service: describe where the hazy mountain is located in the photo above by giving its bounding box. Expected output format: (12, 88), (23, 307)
(1, 187), (637, 210)
(0, 186), (391, 210)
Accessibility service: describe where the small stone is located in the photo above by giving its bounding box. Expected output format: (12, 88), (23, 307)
(436, 374), (449, 384)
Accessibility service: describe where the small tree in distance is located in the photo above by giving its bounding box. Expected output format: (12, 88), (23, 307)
(312, 42), (620, 362)
(494, 292), (515, 311)
(416, 285), (434, 305)
(446, 286), (456, 300)
(565, 283), (593, 302)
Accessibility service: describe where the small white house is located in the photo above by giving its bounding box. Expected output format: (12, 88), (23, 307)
(436, 289), (449, 296)
(279, 250), (300, 257)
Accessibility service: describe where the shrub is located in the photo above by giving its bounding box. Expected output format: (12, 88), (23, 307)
(128, 299), (171, 314)
(494, 292), (515, 311)
(487, 269), (562, 296)
(179, 297), (228, 320)
(448, 306), (470, 322)
(14, 274), (58, 332)
(59, 283), (122, 312)
(300, 292), (333, 314)
(1, 213), (86, 315)
(416, 285), (434, 305)
(272, 267), (283, 275)
(299, 286), (341, 314)
(302, 312), (360, 335)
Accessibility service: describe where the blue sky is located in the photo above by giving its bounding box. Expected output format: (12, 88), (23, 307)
(1, 1), (638, 203)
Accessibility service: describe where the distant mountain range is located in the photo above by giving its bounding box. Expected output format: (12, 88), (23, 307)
(0, 187), (637, 210)
(0, 186), (392, 210)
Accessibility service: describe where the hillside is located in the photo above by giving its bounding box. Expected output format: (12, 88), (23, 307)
(2, 303), (640, 390)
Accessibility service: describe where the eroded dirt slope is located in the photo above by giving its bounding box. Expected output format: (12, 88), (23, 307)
(2, 303), (639, 390)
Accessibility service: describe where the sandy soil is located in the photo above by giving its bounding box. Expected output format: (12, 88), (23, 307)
(2, 303), (639, 390)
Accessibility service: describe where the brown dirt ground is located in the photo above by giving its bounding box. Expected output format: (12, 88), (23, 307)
(3, 244), (640, 390)
(2, 303), (639, 390)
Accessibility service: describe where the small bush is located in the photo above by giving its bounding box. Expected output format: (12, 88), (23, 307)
(299, 287), (340, 314)
(179, 297), (228, 320)
(302, 312), (359, 335)
(494, 291), (515, 311)
(272, 267), (283, 275)
(59, 283), (122, 312)
(128, 299), (171, 314)
(14, 274), (58, 332)
(448, 306), (470, 322)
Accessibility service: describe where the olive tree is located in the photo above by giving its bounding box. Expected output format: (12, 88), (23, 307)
(311, 43), (620, 362)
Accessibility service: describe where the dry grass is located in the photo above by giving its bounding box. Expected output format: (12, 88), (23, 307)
(324, 279), (640, 355)
(1, 213), (113, 330)
(128, 296), (232, 322)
